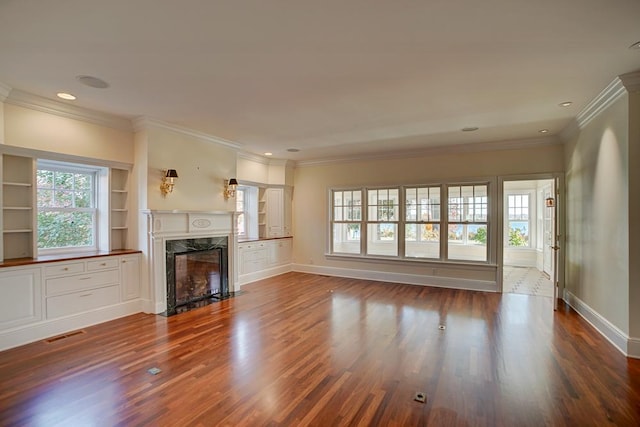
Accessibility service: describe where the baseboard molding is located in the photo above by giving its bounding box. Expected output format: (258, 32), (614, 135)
(0, 300), (142, 351)
(238, 264), (293, 287)
(564, 291), (639, 358)
(292, 263), (497, 292)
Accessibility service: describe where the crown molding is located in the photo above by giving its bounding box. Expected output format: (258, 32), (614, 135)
(576, 77), (627, 130)
(619, 70), (640, 92)
(237, 151), (270, 164)
(4, 89), (133, 131)
(133, 116), (243, 150)
(0, 82), (11, 102)
(296, 135), (562, 167)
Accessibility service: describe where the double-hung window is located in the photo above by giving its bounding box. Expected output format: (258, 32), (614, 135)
(332, 189), (362, 254)
(506, 193), (530, 247)
(236, 187), (246, 238)
(405, 186), (441, 259)
(447, 184), (488, 261)
(330, 182), (491, 263)
(367, 188), (399, 256)
(36, 161), (98, 253)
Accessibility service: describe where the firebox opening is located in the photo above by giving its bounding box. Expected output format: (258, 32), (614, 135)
(164, 236), (230, 316)
(174, 249), (222, 309)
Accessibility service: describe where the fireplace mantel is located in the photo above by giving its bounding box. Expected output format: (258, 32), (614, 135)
(142, 210), (238, 314)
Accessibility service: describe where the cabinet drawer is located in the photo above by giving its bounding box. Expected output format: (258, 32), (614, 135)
(87, 258), (119, 271)
(46, 269), (119, 295)
(44, 262), (85, 277)
(244, 248), (267, 261)
(46, 285), (120, 319)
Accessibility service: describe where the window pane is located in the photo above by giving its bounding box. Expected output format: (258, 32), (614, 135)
(334, 207), (343, 221)
(333, 223), (360, 254)
(54, 190), (73, 208)
(366, 223), (398, 256)
(38, 211), (94, 249)
(55, 172), (74, 190)
(448, 224), (487, 261)
(75, 191), (92, 208)
(405, 224), (440, 259)
(75, 173), (92, 190)
(37, 170), (53, 188)
(37, 189), (53, 207)
(509, 221), (529, 247)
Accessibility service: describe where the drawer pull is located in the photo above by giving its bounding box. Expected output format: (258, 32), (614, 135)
(79, 293), (93, 297)
(77, 277), (92, 280)
(100, 263), (107, 266)
(63, 267), (69, 271)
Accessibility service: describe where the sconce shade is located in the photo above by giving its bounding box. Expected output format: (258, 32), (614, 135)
(166, 169), (178, 178)
(228, 178), (238, 186)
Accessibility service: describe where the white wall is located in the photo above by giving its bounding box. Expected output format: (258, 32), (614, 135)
(564, 94), (629, 335)
(293, 144), (564, 290)
(143, 126), (237, 211)
(627, 90), (640, 343)
(3, 104), (133, 164)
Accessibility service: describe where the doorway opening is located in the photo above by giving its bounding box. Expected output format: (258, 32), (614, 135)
(502, 179), (555, 298)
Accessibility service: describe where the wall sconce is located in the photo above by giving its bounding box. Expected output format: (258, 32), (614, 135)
(223, 178), (238, 200)
(545, 197), (555, 207)
(160, 169), (178, 197)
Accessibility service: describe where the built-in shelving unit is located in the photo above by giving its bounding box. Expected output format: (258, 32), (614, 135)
(110, 168), (129, 250)
(258, 187), (267, 237)
(1, 155), (36, 260)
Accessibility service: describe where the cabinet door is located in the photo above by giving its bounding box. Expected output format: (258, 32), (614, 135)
(0, 267), (42, 329)
(266, 188), (284, 237)
(120, 255), (141, 300)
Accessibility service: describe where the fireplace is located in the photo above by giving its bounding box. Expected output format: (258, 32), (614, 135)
(165, 236), (229, 315)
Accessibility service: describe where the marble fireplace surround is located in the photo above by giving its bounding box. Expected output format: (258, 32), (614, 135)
(143, 210), (237, 314)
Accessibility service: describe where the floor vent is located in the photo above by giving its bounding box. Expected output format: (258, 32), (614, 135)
(44, 330), (86, 343)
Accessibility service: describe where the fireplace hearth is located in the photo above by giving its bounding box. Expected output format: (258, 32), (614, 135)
(165, 236), (229, 315)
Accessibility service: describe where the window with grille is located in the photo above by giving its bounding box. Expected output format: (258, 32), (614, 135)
(37, 161), (98, 252)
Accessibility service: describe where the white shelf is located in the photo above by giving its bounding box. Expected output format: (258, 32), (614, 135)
(3, 229), (33, 233)
(3, 182), (32, 187)
(111, 189), (128, 193)
(111, 226), (128, 230)
(111, 208), (127, 212)
(3, 207), (32, 210)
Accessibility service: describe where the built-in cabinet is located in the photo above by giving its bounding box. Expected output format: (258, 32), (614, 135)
(0, 252), (141, 351)
(110, 168), (130, 251)
(1, 155), (36, 260)
(259, 186), (292, 238)
(237, 237), (292, 285)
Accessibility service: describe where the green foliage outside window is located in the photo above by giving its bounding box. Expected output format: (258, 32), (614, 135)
(37, 167), (95, 250)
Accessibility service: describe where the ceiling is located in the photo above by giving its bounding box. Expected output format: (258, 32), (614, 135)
(0, 0), (639, 162)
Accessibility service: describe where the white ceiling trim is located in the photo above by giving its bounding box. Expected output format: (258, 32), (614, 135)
(296, 136), (562, 167)
(576, 77), (627, 130)
(132, 116), (243, 150)
(0, 82), (11, 102)
(619, 70), (640, 93)
(4, 89), (133, 131)
(237, 151), (271, 165)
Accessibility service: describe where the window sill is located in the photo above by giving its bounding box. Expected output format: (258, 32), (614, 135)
(325, 253), (498, 270)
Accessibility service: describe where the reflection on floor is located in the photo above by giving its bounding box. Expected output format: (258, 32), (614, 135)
(503, 266), (553, 297)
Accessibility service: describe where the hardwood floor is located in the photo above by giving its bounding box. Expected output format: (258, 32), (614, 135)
(1, 272), (639, 426)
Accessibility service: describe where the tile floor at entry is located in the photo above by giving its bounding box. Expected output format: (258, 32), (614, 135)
(503, 266), (553, 297)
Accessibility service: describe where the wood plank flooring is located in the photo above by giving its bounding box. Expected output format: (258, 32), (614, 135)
(1, 272), (639, 426)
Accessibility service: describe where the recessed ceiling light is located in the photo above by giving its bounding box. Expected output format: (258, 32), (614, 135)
(461, 127), (479, 132)
(56, 92), (76, 100)
(629, 41), (640, 50)
(76, 75), (110, 89)
(539, 129), (549, 134)
(559, 101), (573, 107)
(264, 152), (273, 156)
(286, 148), (300, 152)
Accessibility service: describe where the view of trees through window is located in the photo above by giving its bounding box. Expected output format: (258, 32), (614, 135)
(37, 164), (96, 251)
